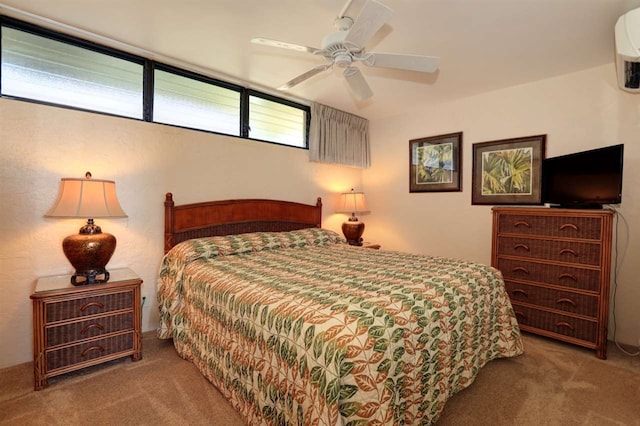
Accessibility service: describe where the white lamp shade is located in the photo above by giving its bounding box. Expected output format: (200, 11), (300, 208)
(46, 177), (127, 218)
(337, 190), (369, 215)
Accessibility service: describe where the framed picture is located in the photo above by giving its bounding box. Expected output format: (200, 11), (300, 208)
(409, 132), (462, 192)
(471, 134), (546, 205)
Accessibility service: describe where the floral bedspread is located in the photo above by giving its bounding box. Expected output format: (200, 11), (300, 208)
(158, 229), (523, 425)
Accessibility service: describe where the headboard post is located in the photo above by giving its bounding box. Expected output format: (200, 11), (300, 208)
(164, 192), (175, 253)
(315, 197), (322, 228)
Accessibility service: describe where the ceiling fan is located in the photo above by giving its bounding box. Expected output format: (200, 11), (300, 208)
(251, 0), (440, 101)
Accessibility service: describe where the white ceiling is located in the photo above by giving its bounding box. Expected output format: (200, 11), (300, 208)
(1, 0), (639, 121)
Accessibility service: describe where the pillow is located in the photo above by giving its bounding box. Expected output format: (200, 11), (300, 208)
(165, 228), (345, 263)
(288, 228), (345, 246)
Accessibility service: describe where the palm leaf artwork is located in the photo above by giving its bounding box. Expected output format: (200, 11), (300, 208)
(416, 143), (453, 184)
(481, 147), (532, 195)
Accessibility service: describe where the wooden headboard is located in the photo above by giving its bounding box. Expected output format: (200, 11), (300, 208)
(164, 193), (323, 253)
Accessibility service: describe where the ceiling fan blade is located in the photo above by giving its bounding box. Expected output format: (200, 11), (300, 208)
(344, 0), (393, 49)
(364, 52), (440, 73)
(338, 0), (366, 20)
(343, 66), (373, 100)
(251, 37), (320, 55)
(278, 64), (332, 90)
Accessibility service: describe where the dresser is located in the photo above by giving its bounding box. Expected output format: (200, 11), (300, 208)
(491, 207), (614, 359)
(31, 268), (143, 390)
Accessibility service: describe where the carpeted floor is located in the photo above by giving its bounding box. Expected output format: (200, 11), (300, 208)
(1, 332), (639, 425)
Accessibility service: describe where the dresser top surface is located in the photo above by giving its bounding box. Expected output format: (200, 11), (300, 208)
(32, 268), (141, 296)
(492, 206), (614, 217)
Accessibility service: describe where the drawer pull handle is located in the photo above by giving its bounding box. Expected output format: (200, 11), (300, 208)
(560, 223), (579, 232)
(559, 273), (578, 282)
(514, 244), (530, 251)
(81, 345), (105, 358)
(559, 248), (578, 257)
(512, 289), (529, 297)
(514, 310), (527, 320)
(512, 266), (530, 275)
(80, 301), (104, 312)
(514, 221), (531, 228)
(556, 298), (577, 307)
(556, 321), (574, 331)
(80, 323), (105, 335)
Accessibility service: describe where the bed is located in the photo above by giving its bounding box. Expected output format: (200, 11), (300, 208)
(158, 193), (524, 425)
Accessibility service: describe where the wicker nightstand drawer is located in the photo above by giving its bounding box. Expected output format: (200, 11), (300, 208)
(496, 258), (600, 292)
(497, 236), (601, 266)
(46, 312), (134, 347)
(44, 290), (134, 323)
(512, 304), (598, 343)
(498, 214), (602, 240)
(505, 281), (599, 317)
(46, 332), (135, 372)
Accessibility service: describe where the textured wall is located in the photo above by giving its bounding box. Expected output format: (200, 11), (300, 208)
(0, 100), (362, 368)
(364, 64), (640, 348)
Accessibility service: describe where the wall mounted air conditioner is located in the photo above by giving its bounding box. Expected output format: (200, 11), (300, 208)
(615, 7), (640, 92)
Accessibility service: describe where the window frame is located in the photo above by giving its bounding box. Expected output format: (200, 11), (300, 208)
(0, 15), (148, 119)
(246, 90), (310, 148)
(0, 15), (310, 149)
(152, 63), (244, 136)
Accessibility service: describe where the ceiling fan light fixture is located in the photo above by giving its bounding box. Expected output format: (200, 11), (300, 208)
(335, 53), (352, 68)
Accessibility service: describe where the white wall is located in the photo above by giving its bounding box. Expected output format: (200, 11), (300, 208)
(364, 63), (640, 348)
(0, 99), (362, 368)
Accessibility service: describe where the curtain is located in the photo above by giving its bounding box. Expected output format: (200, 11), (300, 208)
(309, 102), (370, 168)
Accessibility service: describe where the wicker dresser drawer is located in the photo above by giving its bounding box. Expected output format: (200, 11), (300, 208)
(492, 207), (613, 359)
(497, 258), (600, 292)
(46, 312), (134, 347)
(505, 282), (599, 317)
(498, 214), (602, 240)
(46, 332), (135, 372)
(497, 236), (601, 266)
(44, 290), (134, 323)
(512, 304), (598, 343)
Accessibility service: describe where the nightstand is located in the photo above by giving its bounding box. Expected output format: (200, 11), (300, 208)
(30, 268), (143, 390)
(362, 242), (381, 250)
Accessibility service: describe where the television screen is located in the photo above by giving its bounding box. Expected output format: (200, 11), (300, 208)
(542, 144), (624, 208)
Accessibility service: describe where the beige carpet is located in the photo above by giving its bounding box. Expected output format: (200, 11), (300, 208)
(1, 332), (639, 425)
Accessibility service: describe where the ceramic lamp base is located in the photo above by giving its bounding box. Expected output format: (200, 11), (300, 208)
(62, 226), (116, 285)
(342, 220), (365, 246)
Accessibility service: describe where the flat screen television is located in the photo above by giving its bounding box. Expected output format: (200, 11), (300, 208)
(542, 144), (624, 209)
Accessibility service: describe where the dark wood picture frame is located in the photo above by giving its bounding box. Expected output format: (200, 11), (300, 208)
(471, 134), (546, 205)
(409, 132), (463, 193)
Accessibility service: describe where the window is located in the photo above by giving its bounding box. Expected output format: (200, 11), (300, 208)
(249, 94), (308, 148)
(153, 68), (241, 135)
(1, 25), (143, 118)
(1, 17), (309, 148)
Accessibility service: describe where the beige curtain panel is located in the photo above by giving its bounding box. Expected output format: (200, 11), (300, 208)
(309, 102), (370, 168)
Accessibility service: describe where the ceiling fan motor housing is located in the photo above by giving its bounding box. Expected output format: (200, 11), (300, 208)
(322, 31), (359, 67)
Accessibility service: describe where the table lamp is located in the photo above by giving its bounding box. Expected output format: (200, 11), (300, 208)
(337, 188), (369, 246)
(45, 172), (127, 285)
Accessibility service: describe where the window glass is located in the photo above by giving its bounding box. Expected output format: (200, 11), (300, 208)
(153, 69), (240, 135)
(249, 95), (307, 148)
(1, 27), (143, 118)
